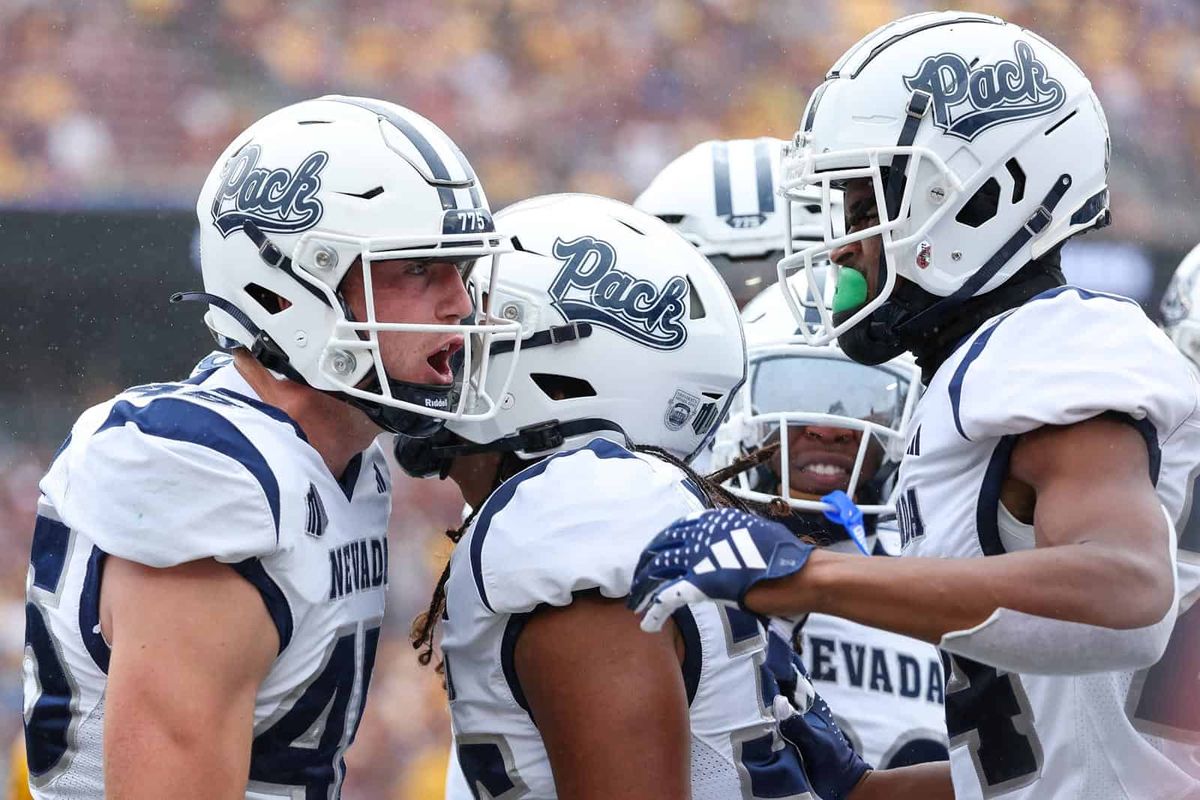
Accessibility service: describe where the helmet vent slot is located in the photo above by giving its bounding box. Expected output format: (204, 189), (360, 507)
(955, 178), (1001, 228)
(530, 373), (596, 400)
(244, 283), (286, 315)
(616, 219), (645, 236)
(1006, 159), (1026, 204)
(656, 214), (684, 224)
(687, 277), (707, 320)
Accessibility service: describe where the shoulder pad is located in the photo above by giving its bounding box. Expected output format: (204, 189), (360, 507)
(466, 438), (708, 614)
(45, 391), (285, 567)
(947, 286), (1199, 442)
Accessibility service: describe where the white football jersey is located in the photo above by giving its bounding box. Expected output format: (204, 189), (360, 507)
(440, 437), (819, 800)
(895, 287), (1200, 800)
(23, 353), (391, 799)
(798, 529), (949, 770)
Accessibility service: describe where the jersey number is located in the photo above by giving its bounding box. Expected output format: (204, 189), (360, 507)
(249, 625), (379, 799)
(941, 652), (1043, 793)
(24, 516), (77, 782)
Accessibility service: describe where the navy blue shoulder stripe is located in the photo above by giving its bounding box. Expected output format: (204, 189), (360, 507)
(210, 388), (308, 442)
(949, 285), (1141, 441)
(97, 398), (281, 540)
(470, 438), (638, 613)
(1028, 284), (1141, 307)
(948, 314), (1011, 441)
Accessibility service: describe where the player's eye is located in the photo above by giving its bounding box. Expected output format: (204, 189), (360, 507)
(404, 263), (429, 277)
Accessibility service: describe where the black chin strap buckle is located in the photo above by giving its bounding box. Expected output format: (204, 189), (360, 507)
(906, 89), (932, 119)
(1023, 205), (1054, 236)
(548, 322), (587, 344)
(516, 420), (564, 452)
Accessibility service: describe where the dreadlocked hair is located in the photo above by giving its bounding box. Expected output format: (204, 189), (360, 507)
(412, 441), (792, 672)
(632, 444), (790, 519)
(410, 451), (527, 671)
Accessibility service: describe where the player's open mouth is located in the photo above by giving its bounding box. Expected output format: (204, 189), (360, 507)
(792, 455), (854, 492)
(424, 337), (463, 384)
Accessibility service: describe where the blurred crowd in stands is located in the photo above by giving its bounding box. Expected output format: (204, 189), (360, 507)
(4, 0), (1200, 795)
(3, 0), (1200, 244)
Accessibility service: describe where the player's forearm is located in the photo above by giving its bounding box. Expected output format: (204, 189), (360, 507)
(747, 541), (1172, 644)
(849, 763), (954, 800)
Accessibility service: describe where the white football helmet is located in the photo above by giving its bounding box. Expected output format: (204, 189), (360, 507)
(711, 277), (920, 516)
(777, 11), (1111, 354)
(1162, 242), (1200, 368)
(185, 95), (521, 435)
(635, 138), (841, 306)
(396, 194), (747, 473)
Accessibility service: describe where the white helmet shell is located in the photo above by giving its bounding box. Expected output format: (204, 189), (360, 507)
(448, 193), (747, 463)
(193, 95), (520, 433)
(635, 138), (841, 305)
(777, 12), (1111, 344)
(1162, 242), (1200, 369)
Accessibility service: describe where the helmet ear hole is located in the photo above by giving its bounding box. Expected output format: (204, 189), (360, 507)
(955, 178), (1001, 228)
(244, 283), (288, 315)
(530, 373), (596, 401)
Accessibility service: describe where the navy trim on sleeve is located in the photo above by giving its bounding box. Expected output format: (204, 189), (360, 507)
(976, 435), (1019, 556)
(1100, 411), (1161, 486)
(948, 286), (1144, 442)
(470, 438), (637, 613)
(229, 558), (293, 653)
(30, 516), (71, 594)
(79, 547), (110, 673)
(97, 398), (282, 540)
(948, 317), (1008, 442)
(673, 606), (703, 706)
(499, 612), (533, 719)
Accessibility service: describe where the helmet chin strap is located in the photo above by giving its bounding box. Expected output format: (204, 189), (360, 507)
(835, 88), (1076, 372)
(174, 221), (461, 436)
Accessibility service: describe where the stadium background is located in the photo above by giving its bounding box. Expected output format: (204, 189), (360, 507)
(2, 0), (1197, 796)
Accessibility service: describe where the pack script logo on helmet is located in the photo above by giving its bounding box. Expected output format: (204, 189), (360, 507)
(210, 144), (328, 237)
(903, 40), (1066, 142)
(549, 234), (689, 351)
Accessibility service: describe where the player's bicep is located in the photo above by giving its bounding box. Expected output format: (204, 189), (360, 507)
(102, 557), (277, 797)
(1011, 415), (1174, 618)
(513, 593), (690, 800)
(1011, 415), (1166, 549)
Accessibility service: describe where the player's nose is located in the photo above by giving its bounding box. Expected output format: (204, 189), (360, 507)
(436, 265), (474, 321)
(830, 239), (862, 268)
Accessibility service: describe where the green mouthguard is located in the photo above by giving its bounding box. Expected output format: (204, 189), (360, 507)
(832, 269), (869, 314)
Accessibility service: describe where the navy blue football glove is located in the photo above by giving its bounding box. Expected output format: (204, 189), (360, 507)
(772, 648), (872, 800)
(628, 507), (814, 632)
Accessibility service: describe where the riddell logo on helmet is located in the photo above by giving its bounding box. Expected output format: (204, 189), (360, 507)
(211, 144), (328, 237)
(549, 235), (688, 351)
(903, 40), (1066, 142)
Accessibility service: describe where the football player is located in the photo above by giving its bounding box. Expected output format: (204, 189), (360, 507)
(631, 11), (1200, 800)
(710, 279), (949, 769)
(400, 193), (952, 798)
(638, 139), (948, 768)
(1157, 245), (1200, 778)
(22, 96), (517, 798)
